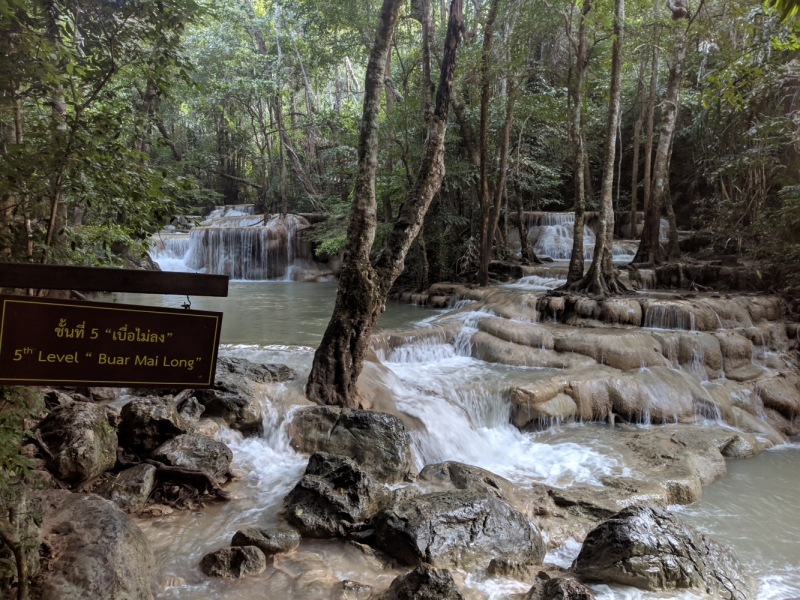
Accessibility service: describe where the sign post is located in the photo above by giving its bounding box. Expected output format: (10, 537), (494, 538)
(0, 263), (229, 388)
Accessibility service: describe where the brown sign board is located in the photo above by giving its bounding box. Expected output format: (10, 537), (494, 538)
(0, 295), (222, 388)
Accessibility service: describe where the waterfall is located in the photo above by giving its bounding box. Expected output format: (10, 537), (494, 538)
(525, 212), (636, 261)
(150, 214), (315, 280)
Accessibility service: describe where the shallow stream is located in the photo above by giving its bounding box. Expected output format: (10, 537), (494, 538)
(113, 282), (800, 599)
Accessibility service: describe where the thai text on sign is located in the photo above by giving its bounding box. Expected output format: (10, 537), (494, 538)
(0, 295), (223, 388)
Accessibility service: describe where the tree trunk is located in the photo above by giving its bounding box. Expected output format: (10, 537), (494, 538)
(306, 0), (464, 408)
(633, 23), (687, 264)
(642, 0), (660, 217)
(565, 0), (593, 284)
(421, 0), (433, 123)
(629, 55), (647, 238)
(274, 95), (288, 215)
(568, 0), (624, 294)
(476, 0), (501, 287)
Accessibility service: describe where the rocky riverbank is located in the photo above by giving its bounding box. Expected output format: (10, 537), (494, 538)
(3, 282), (798, 599)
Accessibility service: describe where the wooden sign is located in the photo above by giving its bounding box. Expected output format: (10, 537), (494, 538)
(0, 295), (222, 388)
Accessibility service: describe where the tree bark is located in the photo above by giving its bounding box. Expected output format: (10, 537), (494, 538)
(306, 0), (463, 408)
(629, 55), (647, 238)
(633, 22), (687, 264)
(565, 0), (593, 284)
(568, 0), (624, 294)
(477, 0), (501, 287)
(642, 0), (661, 217)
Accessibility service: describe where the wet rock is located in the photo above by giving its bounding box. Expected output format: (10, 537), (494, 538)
(574, 506), (757, 599)
(714, 331), (763, 381)
(378, 565), (465, 600)
(487, 558), (536, 580)
(176, 396), (205, 422)
(97, 464), (157, 511)
(231, 525), (300, 556)
(374, 490), (545, 569)
(418, 461), (516, 503)
(478, 316), (556, 350)
(333, 580), (373, 600)
(599, 298), (642, 326)
(282, 453), (389, 538)
(196, 356), (295, 432)
(36, 493), (154, 600)
(640, 298), (719, 331)
(0, 479), (42, 576)
(119, 395), (192, 455)
(525, 577), (596, 600)
(553, 330), (669, 371)
(730, 407), (786, 447)
(151, 434), (232, 479)
(288, 406), (413, 483)
(472, 331), (596, 369)
(88, 387), (119, 402)
(755, 374), (800, 420)
(36, 403), (117, 483)
(199, 546), (267, 579)
(605, 367), (701, 423)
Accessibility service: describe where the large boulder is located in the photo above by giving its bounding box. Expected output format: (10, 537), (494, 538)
(526, 576), (596, 600)
(374, 490), (545, 569)
(36, 403), (117, 483)
(288, 406), (413, 483)
(199, 546), (267, 579)
(231, 525), (300, 556)
(118, 396), (192, 455)
(34, 493), (154, 600)
(97, 464), (157, 511)
(1, 480), (42, 576)
(150, 434), (232, 479)
(378, 565), (465, 600)
(574, 506), (757, 599)
(196, 356), (295, 431)
(282, 453), (389, 538)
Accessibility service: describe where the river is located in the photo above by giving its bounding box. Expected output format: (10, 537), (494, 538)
(112, 281), (800, 599)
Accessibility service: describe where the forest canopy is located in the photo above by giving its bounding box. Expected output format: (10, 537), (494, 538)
(2, 0), (800, 285)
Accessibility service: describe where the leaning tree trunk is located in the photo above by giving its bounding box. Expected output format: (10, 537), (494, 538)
(565, 0), (593, 285)
(476, 0), (501, 287)
(629, 54), (647, 238)
(633, 17), (687, 265)
(568, 0), (624, 295)
(306, 0), (464, 408)
(641, 0), (660, 218)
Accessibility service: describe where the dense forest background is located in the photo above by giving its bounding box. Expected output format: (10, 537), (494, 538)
(2, 0), (800, 287)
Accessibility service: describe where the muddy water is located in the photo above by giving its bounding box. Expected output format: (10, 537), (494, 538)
(116, 283), (800, 600)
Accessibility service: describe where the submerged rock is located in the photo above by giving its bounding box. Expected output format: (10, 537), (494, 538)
(574, 506), (757, 599)
(289, 406), (413, 483)
(119, 395), (192, 455)
(196, 356), (295, 431)
(374, 490), (545, 569)
(200, 546), (267, 579)
(282, 453), (389, 538)
(36, 403), (117, 483)
(151, 434), (232, 480)
(378, 565), (465, 600)
(333, 580), (373, 600)
(231, 525), (300, 556)
(35, 493), (154, 600)
(97, 464), (157, 511)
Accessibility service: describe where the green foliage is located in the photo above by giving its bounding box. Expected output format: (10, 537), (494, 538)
(0, 387), (39, 487)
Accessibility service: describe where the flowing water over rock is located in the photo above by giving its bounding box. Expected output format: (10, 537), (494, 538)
(108, 280), (800, 600)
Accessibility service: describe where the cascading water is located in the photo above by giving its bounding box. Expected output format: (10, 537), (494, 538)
(149, 214), (324, 280)
(524, 212), (639, 262)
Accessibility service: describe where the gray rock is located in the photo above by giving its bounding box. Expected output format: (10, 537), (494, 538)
(574, 506), (757, 599)
(378, 565), (465, 600)
(35, 493), (154, 600)
(176, 396), (205, 422)
(289, 406), (413, 483)
(282, 453), (389, 538)
(36, 403), (117, 483)
(231, 525), (300, 555)
(97, 464), (157, 511)
(526, 578), (596, 600)
(374, 490), (546, 569)
(89, 387), (119, 402)
(151, 434), (232, 479)
(419, 461), (516, 502)
(196, 356), (295, 431)
(199, 546), (266, 579)
(0, 479), (42, 576)
(119, 396), (192, 455)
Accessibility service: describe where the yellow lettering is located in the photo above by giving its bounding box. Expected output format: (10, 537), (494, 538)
(99, 353), (108, 365)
